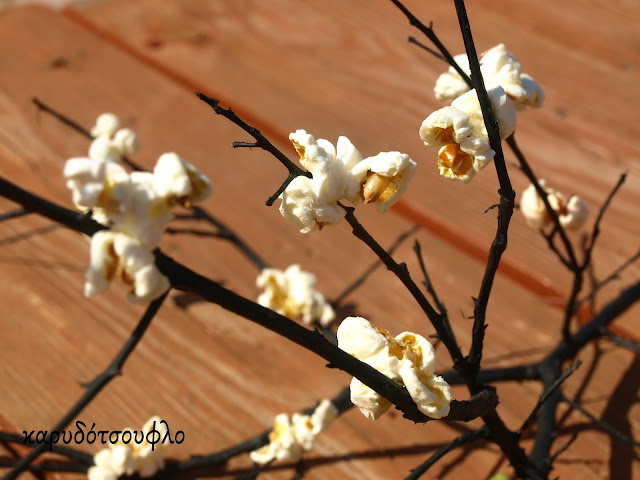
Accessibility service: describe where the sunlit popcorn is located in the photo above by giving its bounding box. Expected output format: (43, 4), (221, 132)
(89, 113), (140, 161)
(337, 316), (451, 420)
(350, 151), (417, 213)
(153, 152), (213, 208)
(280, 130), (363, 232)
(91, 113), (121, 138)
(113, 128), (140, 157)
(63, 156), (130, 214)
(110, 172), (174, 249)
(88, 417), (168, 480)
(281, 130), (416, 231)
(520, 180), (589, 230)
(85, 231), (170, 304)
(434, 44), (544, 111)
(257, 264), (335, 327)
(249, 400), (338, 465)
(420, 86), (516, 182)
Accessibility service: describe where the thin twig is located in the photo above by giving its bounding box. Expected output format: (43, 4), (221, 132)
(518, 361), (582, 436)
(548, 432), (578, 466)
(407, 36), (446, 62)
(0, 208), (29, 222)
(405, 427), (488, 480)
(331, 225), (419, 306)
(599, 328), (640, 354)
(3, 292), (169, 479)
(561, 395), (640, 447)
(31, 97), (267, 270)
(0, 432), (93, 465)
(195, 92), (310, 206)
(165, 227), (226, 238)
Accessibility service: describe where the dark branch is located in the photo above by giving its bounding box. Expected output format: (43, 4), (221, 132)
(4, 292), (168, 479)
(405, 427), (488, 480)
(599, 328), (640, 354)
(0, 432), (92, 465)
(561, 395), (640, 447)
(407, 36), (446, 62)
(518, 361), (582, 436)
(0, 178), (494, 425)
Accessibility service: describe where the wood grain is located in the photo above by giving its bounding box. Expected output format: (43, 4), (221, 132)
(0, 3), (637, 479)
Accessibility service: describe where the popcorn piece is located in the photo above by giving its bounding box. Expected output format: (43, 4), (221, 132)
(250, 400), (338, 465)
(113, 128), (140, 157)
(434, 44), (545, 111)
(153, 152), (212, 207)
(420, 86), (516, 182)
(84, 231), (170, 304)
(520, 180), (589, 230)
(280, 132), (357, 232)
(89, 417), (169, 480)
(337, 317), (451, 420)
(281, 130), (415, 231)
(257, 264), (335, 327)
(111, 172), (174, 249)
(89, 136), (125, 164)
(63, 157), (130, 214)
(91, 113), (121, 138)
(350, 151), (417, 213)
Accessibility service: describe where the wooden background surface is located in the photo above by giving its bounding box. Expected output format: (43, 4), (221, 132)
(0, 1), (638, 478)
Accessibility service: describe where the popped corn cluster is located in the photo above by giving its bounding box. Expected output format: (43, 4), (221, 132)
(64, 113), (212, 303)
(279, 130), (416, 233)
(520, 180), (589, 230)
(87, 416), (169, 480)
(434, 44), (544, 111)
(249, 399), (338, 465)
(256, 264), (335, 327)
(421, 44), (544, 183)
(420, 86), (516, 183)
(337, 317), (451, 421)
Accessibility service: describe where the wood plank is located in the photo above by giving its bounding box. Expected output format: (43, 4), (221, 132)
(70, 0), (640, 338)
(0, 4), (637, 479)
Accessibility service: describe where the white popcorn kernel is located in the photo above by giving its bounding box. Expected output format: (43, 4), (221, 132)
(420, 86), (516, 183)
(433, 44), (544, 111)
(350, 151), (417, 213)
(89, 136), (123, 164)
(337, 317), (451, 421)
(113, 128), (139, 157)
(63, 157), (130, 213)
(559, 195), (589, 230)
(520, 180), (589, 231)
(84, 232), (169, 304)
(250, 400), (337, 465)
(91, 113), (121, 138)
(153, 152), (212, 207)
(133, 416), (168, 478)
(112, 171), (174, 249)
(256, 265), (335, 327)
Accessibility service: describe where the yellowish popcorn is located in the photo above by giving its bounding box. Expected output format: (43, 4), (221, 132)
(337, 317), (451, 420)
(153, 152), (213, 208)
(350, 151), (417, 213)
(280, 130), (363, 232)
(113, 128), (140, 157)
(250, 400), (338, 465)
(88, 417), (169, 480)
(521, 180), (589, 230)
(84, 231), (170, 304)
(434, 44), (544, 111)
(63, 156), (130, 216)
(91, 113), (121, 138)
(420, 86), (516, 182)
(256, 264), (335, 327)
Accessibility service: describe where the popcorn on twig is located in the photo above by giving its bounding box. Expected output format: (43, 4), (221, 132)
(249, 399), (338, 465)
(280, 129), (417, 232)
(64, 113), (213, 304)
(520, 180), (589, 230)
(435, 44), (544, 111)
(337, 317), (451, 421)
(420, 86), (516, 182)
(256, 264), (335, 327)
(87, 416), (170, 480)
